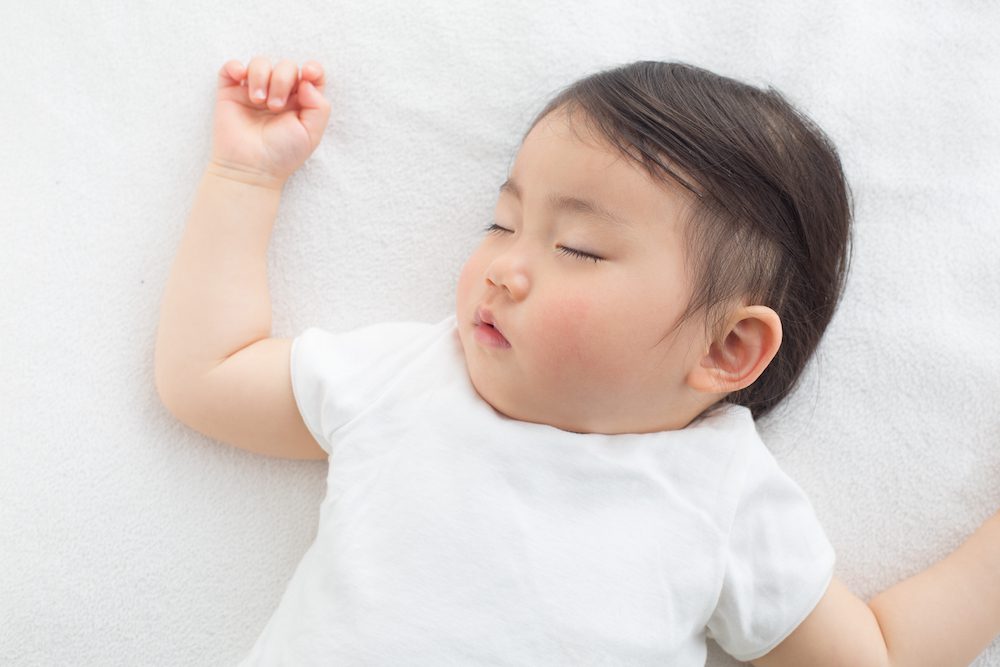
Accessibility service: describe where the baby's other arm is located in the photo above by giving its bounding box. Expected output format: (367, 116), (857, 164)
(154, 57), (330, 460)
(753, 510), (1000, 667)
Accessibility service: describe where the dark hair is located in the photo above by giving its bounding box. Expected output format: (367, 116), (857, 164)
(523, 61), (853, 420)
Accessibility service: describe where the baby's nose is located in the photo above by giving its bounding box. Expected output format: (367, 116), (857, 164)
(485, 261), (530, 301)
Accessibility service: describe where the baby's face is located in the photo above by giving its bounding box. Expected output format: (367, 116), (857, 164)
(455, 109), (712, 434)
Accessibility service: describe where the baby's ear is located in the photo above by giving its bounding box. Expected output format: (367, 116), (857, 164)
(686, 306), (782, 395)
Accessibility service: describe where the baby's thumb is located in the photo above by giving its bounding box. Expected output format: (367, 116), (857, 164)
(297, 80), (331, 144)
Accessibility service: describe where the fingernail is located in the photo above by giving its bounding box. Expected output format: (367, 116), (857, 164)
(254, 89), (266, 100)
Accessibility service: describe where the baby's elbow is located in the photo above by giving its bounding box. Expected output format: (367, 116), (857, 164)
(154, 364), (197, 424)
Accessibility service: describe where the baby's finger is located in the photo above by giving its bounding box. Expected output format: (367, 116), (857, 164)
(267, 59), (299, 110)
(300, 61), (326, 92)
(295, 79), (331, 144)
(246, 55), (273, 105)
(217, 59), (247, 89)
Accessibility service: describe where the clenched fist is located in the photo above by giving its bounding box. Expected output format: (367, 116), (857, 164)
(208, 56), (331, 189)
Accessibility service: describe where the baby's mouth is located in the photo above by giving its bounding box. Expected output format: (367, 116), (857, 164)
(486, 321), (506, 336)
(473, 306), (511, 347)
(479, 322), (510, 345)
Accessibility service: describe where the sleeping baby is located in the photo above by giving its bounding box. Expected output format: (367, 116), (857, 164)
(154, 55), (1000, 666)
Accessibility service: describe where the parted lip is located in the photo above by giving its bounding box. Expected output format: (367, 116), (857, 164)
(474, 306), (504, 337)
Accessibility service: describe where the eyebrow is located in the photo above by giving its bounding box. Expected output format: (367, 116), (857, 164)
(498, 177), (634, 228)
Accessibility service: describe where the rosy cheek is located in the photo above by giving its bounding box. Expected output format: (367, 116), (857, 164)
(531, 293), (644, 391)
(531, 296), (594, 371)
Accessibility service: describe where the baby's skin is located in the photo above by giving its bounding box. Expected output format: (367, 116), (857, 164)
(206, 56), (330, 189)
(154, 55), (1000, 667)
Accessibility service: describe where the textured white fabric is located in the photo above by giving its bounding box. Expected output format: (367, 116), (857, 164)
(237, 315), (834, 665)
(5, 2), (1000, 665)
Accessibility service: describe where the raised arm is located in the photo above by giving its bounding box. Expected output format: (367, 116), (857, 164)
(154, 167), (283, 397)
(753, 510), (1000, 667)
(154, 56), (331, 459)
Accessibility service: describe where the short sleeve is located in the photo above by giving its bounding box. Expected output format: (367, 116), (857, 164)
(706, 438), (836, 662)
(289, 318), (445, 454)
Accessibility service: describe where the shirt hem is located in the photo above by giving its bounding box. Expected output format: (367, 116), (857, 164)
(730, 560), (836, 662)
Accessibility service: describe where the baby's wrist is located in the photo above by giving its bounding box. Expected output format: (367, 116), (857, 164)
(205, 160), (287, 191)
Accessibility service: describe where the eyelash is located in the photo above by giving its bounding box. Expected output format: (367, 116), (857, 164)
(482, 223), (604, 263)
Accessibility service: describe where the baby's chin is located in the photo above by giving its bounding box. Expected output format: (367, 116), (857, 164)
(465, 367), (569, 429)
(456, 322), (585, 428)
(462, 357), (505, 412)
(458, 348), (521, 419)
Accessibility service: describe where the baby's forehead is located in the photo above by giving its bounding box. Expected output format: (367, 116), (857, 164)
(516, 126), (693, 209)
(518, 113), (700, 205)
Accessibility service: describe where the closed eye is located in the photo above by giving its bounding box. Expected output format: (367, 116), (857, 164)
(483, 222), (511, 236)
(482, 223), (605, 263)
(556, 246), (603, 263)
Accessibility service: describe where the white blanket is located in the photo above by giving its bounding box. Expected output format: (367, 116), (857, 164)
(2, 1), (998, 665)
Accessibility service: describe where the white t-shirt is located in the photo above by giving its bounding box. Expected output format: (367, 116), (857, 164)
(238, 314), (835, 666)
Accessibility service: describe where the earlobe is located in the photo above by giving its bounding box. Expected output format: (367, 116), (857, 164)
(686, 306), (782, 395)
